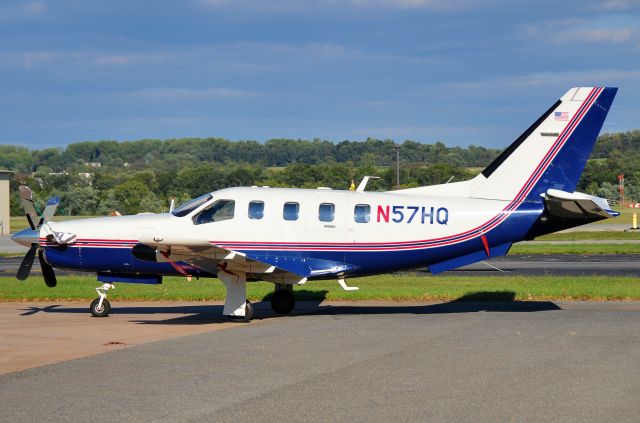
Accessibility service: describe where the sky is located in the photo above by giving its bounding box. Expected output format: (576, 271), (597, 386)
(1, 0), (639, 150)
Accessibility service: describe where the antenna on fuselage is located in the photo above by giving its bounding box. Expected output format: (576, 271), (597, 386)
(356, 176), (380, 192)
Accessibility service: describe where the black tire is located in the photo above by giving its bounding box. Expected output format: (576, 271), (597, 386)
(244, 300), (254, 321)
(271, 288), (295, 314)
(90, 298), (111, 317)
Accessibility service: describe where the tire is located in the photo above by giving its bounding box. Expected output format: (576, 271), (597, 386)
(270, 289), (295, 314)
(90, 298), (111, 317)
(227, 300), (254, 322)
(244, 300), (254, 321)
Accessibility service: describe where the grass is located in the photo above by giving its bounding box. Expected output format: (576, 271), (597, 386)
(1, 274), (640, 302)
(510, 243), (640, 254)
(590, 207), (637, 226)
(535, 231), (640, 241)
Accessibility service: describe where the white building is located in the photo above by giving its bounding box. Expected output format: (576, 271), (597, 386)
(0, 170), (12, 235)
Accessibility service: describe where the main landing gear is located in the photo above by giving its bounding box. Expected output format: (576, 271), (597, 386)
(90, 283), (115, 317)
(218, 268), (298, 321)
(218, 269), (254, 322)
(271, 284), (295, 314)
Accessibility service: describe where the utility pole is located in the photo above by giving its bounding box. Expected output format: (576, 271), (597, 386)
(394, 145), (401, 189)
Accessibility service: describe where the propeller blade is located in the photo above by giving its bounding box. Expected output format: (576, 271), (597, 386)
(26, 215), (36, 231)
(38, 249), (57, 288)
(16, 244), (38, 280)
(19, 186), (39, 230)
(41, 196), (60, 222)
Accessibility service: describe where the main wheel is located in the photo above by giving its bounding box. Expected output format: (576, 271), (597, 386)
(271, 288), (295, 314)
(244, 300), (254, 321)
(227, 300), (254, 322)
(90, 298), (111, 317)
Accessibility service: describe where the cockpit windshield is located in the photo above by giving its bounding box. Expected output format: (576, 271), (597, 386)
(171, 193), (212, 217)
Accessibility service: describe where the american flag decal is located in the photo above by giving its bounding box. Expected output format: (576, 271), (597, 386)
(554, 111), (569, 121)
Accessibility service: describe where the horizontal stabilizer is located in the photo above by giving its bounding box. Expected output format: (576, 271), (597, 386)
(428, 242), (512, 275)
(543, 189), (618, 220)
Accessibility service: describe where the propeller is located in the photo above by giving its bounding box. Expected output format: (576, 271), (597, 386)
(12, 186), (61, 288)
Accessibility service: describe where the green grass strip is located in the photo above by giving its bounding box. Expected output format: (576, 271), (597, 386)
(510, 243), (640, 254)
(535, 231), (640, 241)
(1, 274), (639, 302)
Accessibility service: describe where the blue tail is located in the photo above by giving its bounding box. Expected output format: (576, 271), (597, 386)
(525, 87), (617, 201)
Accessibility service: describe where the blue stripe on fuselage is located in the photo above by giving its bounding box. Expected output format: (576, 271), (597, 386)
(43, 246), (214, 277)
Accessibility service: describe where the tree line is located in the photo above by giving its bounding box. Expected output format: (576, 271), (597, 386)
(1, 131), (638, 216)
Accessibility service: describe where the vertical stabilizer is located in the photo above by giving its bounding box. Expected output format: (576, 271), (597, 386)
(472, 87), (617, 202)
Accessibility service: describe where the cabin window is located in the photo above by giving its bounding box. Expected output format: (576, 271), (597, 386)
(354, 204), (370, 223)
(193, 199), (235, 224)
(283, 202), (299, 221)
(248, 201), (264, 219)
(319, 203), (335, 222)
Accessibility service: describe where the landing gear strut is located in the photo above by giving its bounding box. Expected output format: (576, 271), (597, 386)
(218, 269), (253, 321)
(90, 283), (115, 317)
(271, 284), (295, 314)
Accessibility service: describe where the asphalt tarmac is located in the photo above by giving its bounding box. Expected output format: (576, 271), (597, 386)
(1, 300), (640, 422)
(3, 254), (639, 278)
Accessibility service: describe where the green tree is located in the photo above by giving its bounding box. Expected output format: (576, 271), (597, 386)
(113, 180), (151, 215)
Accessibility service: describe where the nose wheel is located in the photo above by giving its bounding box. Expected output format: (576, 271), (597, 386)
(90, 283), (115, 317)
(90, 297), (111, 317)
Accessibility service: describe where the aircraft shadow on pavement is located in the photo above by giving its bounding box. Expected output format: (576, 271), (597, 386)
(316, 291), (561, 316)
(18, 290), (560, 324)
(17, 290), (330, 324)
(20, 304), (233, 324)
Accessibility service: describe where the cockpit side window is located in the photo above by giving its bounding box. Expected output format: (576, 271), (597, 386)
(171, 193), (212, 217)
(193, 199), (235, 224)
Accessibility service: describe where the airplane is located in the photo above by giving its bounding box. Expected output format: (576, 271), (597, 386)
(11, 86), (618, 321)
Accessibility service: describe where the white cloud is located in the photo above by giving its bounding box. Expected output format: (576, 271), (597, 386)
(558, 27), (637, 44)
(594, 0), (638, 11)
(349, 0), (475, 9)
(91, 53), (171, 67)
(23, 1), (45, 16)
(0, 50), (173, 70)
(0, 1), (46, 22)
(196, 0), (482, 12)
(446, 69), (640, 94)
(522, 17), (640, 46)
(521, 19), (585, 37)
(124, 87), (251, 100)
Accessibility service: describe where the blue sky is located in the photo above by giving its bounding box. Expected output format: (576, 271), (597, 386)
(1, 0), (639, 149)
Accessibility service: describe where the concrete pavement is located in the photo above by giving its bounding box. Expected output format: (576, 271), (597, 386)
(2, 300), (640, 422)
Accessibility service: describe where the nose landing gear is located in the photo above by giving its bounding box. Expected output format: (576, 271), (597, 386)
(90, 283), (115, 317)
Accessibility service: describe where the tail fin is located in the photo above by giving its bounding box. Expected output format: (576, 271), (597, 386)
(472, 87), (617, 202)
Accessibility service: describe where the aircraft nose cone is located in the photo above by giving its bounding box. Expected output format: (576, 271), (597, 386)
(11, 228), (39, 248)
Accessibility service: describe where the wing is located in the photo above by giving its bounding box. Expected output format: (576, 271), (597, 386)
(163, 244), (309, 285)
(161, 243), (358, 284)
